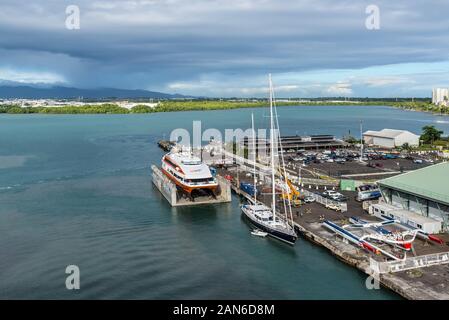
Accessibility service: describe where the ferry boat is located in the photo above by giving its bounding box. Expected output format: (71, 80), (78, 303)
(161, 151), (218, 196)
(240, 74), (298, 245)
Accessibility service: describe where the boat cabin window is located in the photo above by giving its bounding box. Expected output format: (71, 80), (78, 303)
(164, 158), (178, 168)
(185, 178), (215, 185)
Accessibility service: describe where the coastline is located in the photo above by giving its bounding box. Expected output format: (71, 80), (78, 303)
(1, 100), (448, 116)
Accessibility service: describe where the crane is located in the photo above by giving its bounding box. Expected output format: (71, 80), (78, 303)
(278, 169), (302, 207)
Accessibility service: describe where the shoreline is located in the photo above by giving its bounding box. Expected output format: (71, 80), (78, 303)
(1, 101), (448, 116)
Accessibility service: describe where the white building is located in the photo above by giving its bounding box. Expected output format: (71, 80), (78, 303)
(369, 202), (442, 234)
(432, 88), (449, 106)
(363, 129), (420, 148)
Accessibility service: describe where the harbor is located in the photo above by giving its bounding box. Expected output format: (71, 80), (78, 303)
(156, 134), (449, 299)
(220, 152), (449, 299)
(2, 106), (449, 300)
(3, 0), (449, 304)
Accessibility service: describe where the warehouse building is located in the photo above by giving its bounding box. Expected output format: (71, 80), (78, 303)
(363, 129), (420, 148)
(242, 134), (348, 153)
(377, 162), (449, 233)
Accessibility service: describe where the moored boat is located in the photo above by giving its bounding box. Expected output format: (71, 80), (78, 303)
(240, 74), (298, 245)
(161, 150), (218, 197)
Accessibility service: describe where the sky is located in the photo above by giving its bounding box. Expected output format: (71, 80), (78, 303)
(0, 0), (449, 98)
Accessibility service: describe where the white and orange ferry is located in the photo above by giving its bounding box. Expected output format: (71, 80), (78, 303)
(161, 150), (218, 196)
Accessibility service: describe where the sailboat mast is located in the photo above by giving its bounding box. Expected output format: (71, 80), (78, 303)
(359, 120), (363, 162)
(269, 74), (276, 219)
(251, 113), (257, 203)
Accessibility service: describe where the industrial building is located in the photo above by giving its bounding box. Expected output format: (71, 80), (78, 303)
(432, 88), (449, 106)
(363, 129), (420, 148)
(377, 162), (449, 233)
(242, 134), (348, 153)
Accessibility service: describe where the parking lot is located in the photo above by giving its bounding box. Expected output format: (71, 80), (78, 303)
(283, 147), (439, 180)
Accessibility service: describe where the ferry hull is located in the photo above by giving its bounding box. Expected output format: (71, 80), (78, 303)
(241, 208), (297, 245)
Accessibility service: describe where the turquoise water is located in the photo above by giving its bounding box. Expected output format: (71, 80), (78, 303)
(1, 105), (448, 299)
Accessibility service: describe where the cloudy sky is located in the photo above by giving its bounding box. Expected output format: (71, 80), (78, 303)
(0, 0), (448, 97)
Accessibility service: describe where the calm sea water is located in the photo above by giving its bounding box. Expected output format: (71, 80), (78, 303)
(1, 105), (448, 299)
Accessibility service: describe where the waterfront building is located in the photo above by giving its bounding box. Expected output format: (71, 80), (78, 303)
(432, 88), (449, 106)
(363, 129), (420, 148)
(377, 162), (449, 232)
(242, 134), (348, 153)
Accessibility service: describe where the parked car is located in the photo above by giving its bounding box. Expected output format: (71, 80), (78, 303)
(322, 190), (338, 197)
(322, 190), (343, 200)
(325, 203), (341, 211)
(413, 159), (423, 164)
(334, 195), (347, 202)
(304, 196), (315, 203)
(330, 193), (343, 200)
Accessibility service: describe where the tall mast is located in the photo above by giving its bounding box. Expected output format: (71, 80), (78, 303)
(251, 112), (257, 203)
(359, 120), (363, 162)
(269, 74), (276, 219)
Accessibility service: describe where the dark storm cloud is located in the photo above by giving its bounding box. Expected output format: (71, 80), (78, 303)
(0, 0), (449, 96)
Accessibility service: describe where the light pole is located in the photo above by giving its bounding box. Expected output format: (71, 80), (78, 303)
(359, 120), (364, 162)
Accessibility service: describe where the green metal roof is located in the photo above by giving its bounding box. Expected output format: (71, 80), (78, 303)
(378, 162), (449, 205)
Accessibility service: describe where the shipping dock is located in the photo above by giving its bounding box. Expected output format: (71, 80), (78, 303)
(157, 139), (449, 299)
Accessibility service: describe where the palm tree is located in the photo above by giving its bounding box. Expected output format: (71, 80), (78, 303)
(420, 125), (443, 145)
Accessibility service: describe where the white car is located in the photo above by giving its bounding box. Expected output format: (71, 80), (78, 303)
(323, 190), (339, 196)
(304, 196), (315, 203)
(325, 203), (341, 211)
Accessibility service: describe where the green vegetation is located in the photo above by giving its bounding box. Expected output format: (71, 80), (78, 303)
(130, 105), (157, 113)
(404, 126), (449, 151)
(0, 103), (130, 114)
(1, 98), (448, 115)
(388, 101), (449, 115)
(420, 125), (444, 145)
(343, 135), (361, 144)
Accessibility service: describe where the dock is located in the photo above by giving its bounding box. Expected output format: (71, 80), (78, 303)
(151, 165), (231, 207)
(213, 160), (449, 300)
(155, 140), (449, 299)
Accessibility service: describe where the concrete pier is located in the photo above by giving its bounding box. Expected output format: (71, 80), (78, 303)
(216, 164), (449, 300)
(151, 165), (232, 207)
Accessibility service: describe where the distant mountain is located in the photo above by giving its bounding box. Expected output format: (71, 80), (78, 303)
(0, 85), (189, 99)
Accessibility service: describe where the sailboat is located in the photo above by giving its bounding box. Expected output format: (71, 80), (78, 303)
(241, 74), (298, 245)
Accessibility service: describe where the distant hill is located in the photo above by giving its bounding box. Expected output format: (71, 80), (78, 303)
(0, 85), (188, 99)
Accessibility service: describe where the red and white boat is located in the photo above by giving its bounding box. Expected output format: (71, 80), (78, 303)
(161, 151), (218, 196)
